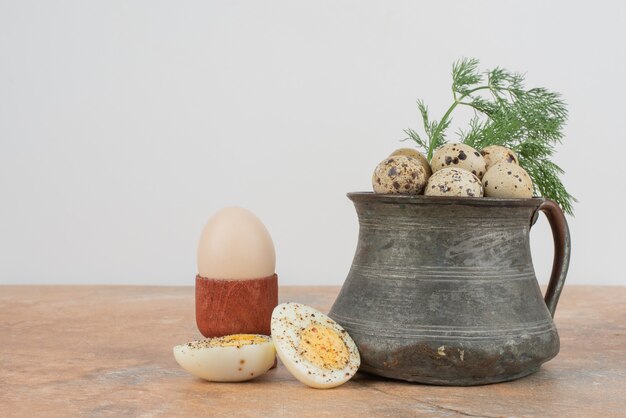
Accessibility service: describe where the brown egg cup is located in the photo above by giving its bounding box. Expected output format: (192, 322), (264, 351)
(195, 274), (278, 338)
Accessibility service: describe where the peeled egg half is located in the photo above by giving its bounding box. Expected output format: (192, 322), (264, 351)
(271, 303), (360, 389)
(173, 334), (275, 382)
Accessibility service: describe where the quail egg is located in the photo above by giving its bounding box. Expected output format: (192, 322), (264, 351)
(480, 145), (519, 170)
(173, 334), (275, 382)
(271, 302), (360, 389)
(389, 148), (432, 177)
(482, 162), (533, 198)
(425, 167), (484, 197)
(431, 143), (487, 179)
(372, 155), (428, 194)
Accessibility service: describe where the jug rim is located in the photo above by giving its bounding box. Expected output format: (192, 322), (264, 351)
(347, 192), (544, 208)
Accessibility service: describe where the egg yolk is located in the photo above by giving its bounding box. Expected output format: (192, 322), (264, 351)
(298, 324), (349, 370)
(185, 334), (269, 349)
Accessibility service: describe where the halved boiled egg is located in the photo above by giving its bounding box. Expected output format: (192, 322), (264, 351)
(271, 302), (360, 389)
(173, 334), (275, 382)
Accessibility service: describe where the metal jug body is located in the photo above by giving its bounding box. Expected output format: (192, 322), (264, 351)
(329, 193), (570, 385)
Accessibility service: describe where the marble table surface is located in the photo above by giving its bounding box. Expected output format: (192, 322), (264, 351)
(1, 285), (624, 417)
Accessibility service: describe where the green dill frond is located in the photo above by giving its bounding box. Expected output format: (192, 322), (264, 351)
(403, 58), (575, 214)
(429, 117), (450, 153)
(452, 58), (482, 96)
(520, 157), (577, 215)
(487, 67), (524, 94)
(417, 99), (430, 132)
(403, 127), (427, 151)
(458, 116), (488, 148)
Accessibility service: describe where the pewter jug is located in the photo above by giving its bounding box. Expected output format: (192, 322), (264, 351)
(329, 193), (570, 385)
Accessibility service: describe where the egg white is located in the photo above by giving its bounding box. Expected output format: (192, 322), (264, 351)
(271, 303), (360, 389)
(173, 335), (275, 382)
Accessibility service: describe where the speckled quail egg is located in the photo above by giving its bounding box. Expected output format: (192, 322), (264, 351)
(389, 148), (432, 177)
(431, 143), (487, 179)
(482, 162), (533, 198)
(372, 155), (428, 194)
(173, 334), (275, 382)
(480, 145), (519, 170)
(271, 302), (360, 389)
(425, 167), (484, 197)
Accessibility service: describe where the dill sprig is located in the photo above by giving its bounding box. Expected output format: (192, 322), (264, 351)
(404, 58), (575, 215)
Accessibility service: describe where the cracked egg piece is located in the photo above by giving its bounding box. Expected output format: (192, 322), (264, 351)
(173, 334), (275, 382)
(482, 162), (533, 198)
(431, 143), (487, 179)
(425, 167), (484, 197)
(480, 145), (519, 170)
(271, 302), (360, 389)
(389, 148), (432, 177)
(372, 155), (428, 194)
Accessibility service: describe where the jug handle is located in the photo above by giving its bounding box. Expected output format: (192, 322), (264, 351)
(531, 199), (571, 318)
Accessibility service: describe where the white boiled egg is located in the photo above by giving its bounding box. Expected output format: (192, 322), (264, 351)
(197, 207), (275, 280)
(271, 303), (360, 389)
(173, 334), (275, 382)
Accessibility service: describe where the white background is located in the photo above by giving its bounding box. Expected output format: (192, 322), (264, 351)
(1, 1), (624, 286)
